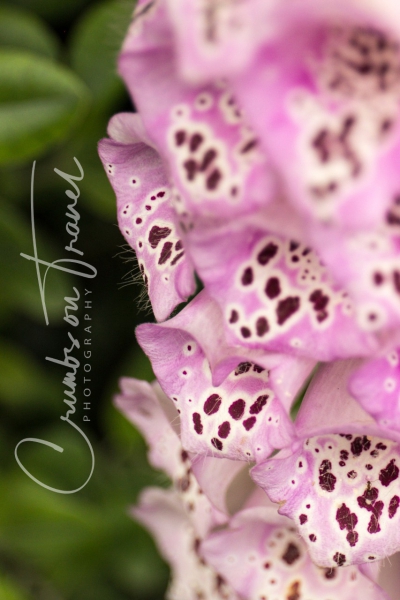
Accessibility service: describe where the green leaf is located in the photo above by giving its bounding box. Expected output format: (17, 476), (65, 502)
(0, 6), (59, 59)
(0, 574), (30, 600)
(69, 0), (133, 109)
(0, 200), (73, 322)
(0, 50), (90, 166)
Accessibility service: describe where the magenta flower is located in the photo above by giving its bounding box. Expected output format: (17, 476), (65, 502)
(136, 290), (316, 462)
(252, 362), (400, 568)
(99, 0), (400, 596)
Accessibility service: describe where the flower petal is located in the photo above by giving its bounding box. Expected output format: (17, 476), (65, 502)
(202, 505), (390, 600)
(119, 0), (275, 221)
(136, 291), (301, 462)
(133, 487), (239, 600)
(186, 216), (376, 360)
(233, 2), (400, 230)
(252, 432), (400, 568)
(349, 347), (400, 434)
(98, 121), (195, 321)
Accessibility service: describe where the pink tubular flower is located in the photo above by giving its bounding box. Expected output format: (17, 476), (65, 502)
(116, 376), (390, 600)
(99, 0), (400, 596)
(252, 361), (400, 568)
(135, 290), (317, 462)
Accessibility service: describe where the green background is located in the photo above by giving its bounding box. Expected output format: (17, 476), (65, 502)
(0, 1), (170, 598)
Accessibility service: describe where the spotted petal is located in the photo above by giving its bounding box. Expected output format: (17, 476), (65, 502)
(349, 347), (400, 437)
(185, 215), (377, 360)
(252, 362), (400, 567)
(133, 487), (239, 600)
(233, 0), (400, 231)
(98, 113), (195, 321)
(201, 506), (390, 600)
(309, 217), (400, 335)
(115, 377), (226, 537)
(135, 291), (314, 462)
(119, 0), (274, 221)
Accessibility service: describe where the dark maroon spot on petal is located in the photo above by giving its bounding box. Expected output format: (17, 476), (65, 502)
(258, 242), (279, 265)
(178, 475), (191, 492)
(211, 437), (223, 451)
(282, 542), (301, 565)
(243, 416), (256, 431)
(190, 133), (203, 152)
(145, 205), (151, 211)
(290, 241), (300, 251)
(199, 149), (217, 172)
(204, 394), (222, 415)
(183, 159), (197, 181)
(309, 534), (317, 542)
(336, 504), (358, 531)
(136, 217), (142, 224)
(171, 251), (185, 266)
(263, 562), (270, 569)
(229, 399), (245, 420)
(250, 395), (269, 415)
(365, 464), (373, 470)
(379, 459), (399, 486)
(175, 240), (183, 251)
(351, 435), (371, 456)
(253, 364), (265, 373)
(241, 267), (253, 285)
(376, 442), (387, 450)
(319, 459), (332, 474)
(240, 326), (251, 338)
(347, 470), (357, 479)
(374, 272), (384, 285)
(306, 504), (310, 509)
(256, 316), (269, 337)
(346, 530), (359, 546)
(175, 130), (186, 146)
(229, 309), (239, 324)
(394, 271), (400, 294)
(240, 139), (258, 154)
(276, 297), (300, 325)
(287, 581), (301, 600)
(193, 412), (203, 434)
(218, 421), (231, 439)
(265, 277), (281, 299)
(299, 514), (308, 525)
(325, 568), (336, 580)
(340, 450), (349, 460)
(333, 552), (346, 566)
(370, 450), (379, 457)
(319, 471), (337, 492)
(181, 450), (189, 462)
(309, 289), (329, 311)
(158, 241), (173, 265)
(339, 461), (346, 467)
(206, 169), (221, 190)
(235, 362), (252, 375)
(389, 495), (399, 518)
(157, 191), (165, 198)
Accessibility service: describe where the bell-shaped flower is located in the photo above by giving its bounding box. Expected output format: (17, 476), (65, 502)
(184, 213), (379, 361)
(136, 290), (315, 463)
(202, 501), (390, 600)
(230, 1), (400, 231)
(98, 113), (195, 321)
(252, 360), (400, 568)
(118, 0), (275, 222)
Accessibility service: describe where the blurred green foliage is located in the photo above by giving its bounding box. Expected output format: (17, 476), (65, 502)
(0, 1), (170, 598)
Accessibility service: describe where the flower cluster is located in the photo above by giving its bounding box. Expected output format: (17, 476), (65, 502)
(99, 1), (400, 598)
